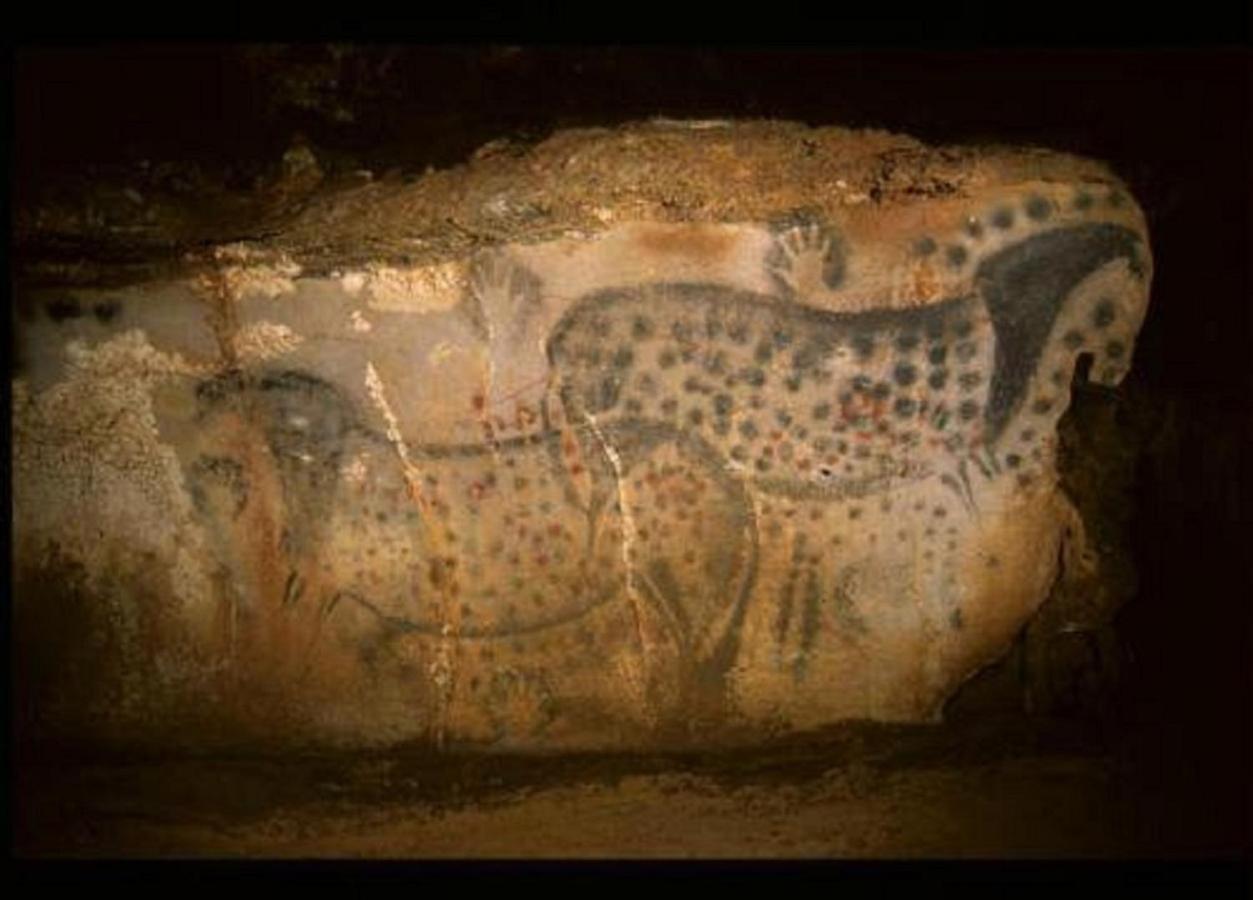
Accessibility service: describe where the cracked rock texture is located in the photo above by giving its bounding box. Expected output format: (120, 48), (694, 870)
(12, 121), (1152, 751)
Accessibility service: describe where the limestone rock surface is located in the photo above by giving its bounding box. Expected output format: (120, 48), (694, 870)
(13, 121), (1152, 750)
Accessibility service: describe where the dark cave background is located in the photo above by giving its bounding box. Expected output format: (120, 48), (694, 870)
(11, 43), (1251, 856)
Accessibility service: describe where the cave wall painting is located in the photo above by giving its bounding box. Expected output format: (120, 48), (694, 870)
(43, 183), (1148, 747)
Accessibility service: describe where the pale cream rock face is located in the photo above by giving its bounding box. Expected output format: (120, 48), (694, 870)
(12, 123), (1152, 750)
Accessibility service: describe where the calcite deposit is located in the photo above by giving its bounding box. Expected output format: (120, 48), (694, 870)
(12, 121), (1152, 751)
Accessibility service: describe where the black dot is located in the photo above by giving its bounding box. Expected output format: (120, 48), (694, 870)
(728, 323), (749, 344)
(632, 316), (654, 339)
(1025, 195), (1052, 221)
(812, 403), (831, 421)
(776, 409), (793, 427)
(1005, 454), (1022, 468)
(928, 345), (948, 365)
(953, 319), (974, 339)
(955, 341), (978, 362)
(872, 381), (891, 400)
(852, 334), (875, 359)
(1093, 300), (1117, 328)
(893, 363), (918, 387)
(784, 376), (802, 392)
(1107, 190), (1126, 208)
(894, 397), (917, 418)
(625, 398), (642, 413)
(738, 419), (759, 439)
(1063, 330), (1085, 349)
(713, 394), (733, 416)
(991, 207), (1015, 230)
(744, 367), (767, 387)
(658, 349), (677, 368)
(964, 219), (984, 239)
(755, 457), (772, 472)
(773, 329), (794, 349)
(895, 333), (920, 352)
(705, 317), (724, 339)
(661, 398), (678, 415)
(730, 445), (749, 462)
(851, 375), (872, 392)
(945, 245), (968, 268)
(688, 408), (705, 427)
(612, 347), (634, 369)
(915, 237), (937, 256)
(1032, 398), (1053, 415)
(672, 320), (694, 342)
(928, 369), (949, 390)
(754, 340), (774, 364)
(93, 301), (120, 323)
(958, 400), (979, 420)
(957, 371), (982, 391)
(1105, 340), (1126, 359)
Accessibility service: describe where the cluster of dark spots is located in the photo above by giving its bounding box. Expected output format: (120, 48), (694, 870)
(928, 345), (948, 365)
(893, 397), (916, 418)
(914, 237), (937, 256)
(991, 207), (1015, 230)
(927, 369), (948, 390)
(1005, 453), (1022, 468)
(713, 393), (733, 417)
(1024, 195), (1053, 221)
(738, 419), (759, 439)
(958, 400), (980, 421)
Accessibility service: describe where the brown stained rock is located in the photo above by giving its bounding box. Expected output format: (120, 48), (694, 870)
(12, 121), (1152, 751)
